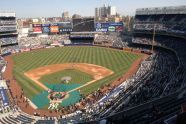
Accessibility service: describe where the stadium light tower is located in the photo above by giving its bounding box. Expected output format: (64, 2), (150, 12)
(152, 24), (156, 53)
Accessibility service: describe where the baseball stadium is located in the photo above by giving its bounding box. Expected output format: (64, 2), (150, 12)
(0, 1), (186, 124)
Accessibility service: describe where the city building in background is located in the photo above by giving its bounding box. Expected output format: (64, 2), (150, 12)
(62, 11), (69, 18)
(62, 11), (70, 21)
(95, 4), (122, 22)
(108, 6), (116, 16)
(95, 4), (116, 18)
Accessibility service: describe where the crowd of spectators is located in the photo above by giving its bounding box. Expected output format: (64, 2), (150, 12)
(1, 45), (19, 55)
(0, 57), (14, 121)
(94, 32), (127, 48)
(0, 37), (17, 46)
(94, 34), (114, 46)
(18, 34), (69, 48)
(133, 35), (186, 98)
(0, 26), (17, 32)
(0, 20), (16, 26)
(0, 35), (69, 55)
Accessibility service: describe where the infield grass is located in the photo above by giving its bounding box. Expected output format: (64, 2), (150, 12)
(39, 69), (93, 85)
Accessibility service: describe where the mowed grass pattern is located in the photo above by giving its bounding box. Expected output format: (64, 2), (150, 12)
(13, 46), (141, 98)
(39, 69), (93, 85)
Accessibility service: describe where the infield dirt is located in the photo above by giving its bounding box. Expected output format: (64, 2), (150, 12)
(24, 63), (114, 91)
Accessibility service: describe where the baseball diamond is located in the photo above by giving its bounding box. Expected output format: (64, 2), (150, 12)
(10, 46), (141, 109)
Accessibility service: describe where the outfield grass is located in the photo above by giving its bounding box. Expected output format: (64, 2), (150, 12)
(39, 69), (93, 85)
(13, 46), (141, 98)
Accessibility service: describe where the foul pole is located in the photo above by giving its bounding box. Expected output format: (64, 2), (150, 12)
(152, 24), (156, 53)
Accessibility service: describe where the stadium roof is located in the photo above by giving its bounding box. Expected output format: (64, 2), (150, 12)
(136, 6), (186, 15)
(0, 12), (16, 17)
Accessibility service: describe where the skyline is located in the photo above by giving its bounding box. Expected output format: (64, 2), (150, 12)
(0, 0), (186, 18)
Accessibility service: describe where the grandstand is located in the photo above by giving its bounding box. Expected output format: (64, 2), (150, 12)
(110, 6), (186, 123)
(133, 6), (186, 38)
(0, 12), (18, 55)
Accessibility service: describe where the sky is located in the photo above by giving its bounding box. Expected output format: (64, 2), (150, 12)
(0, 0), (186, 18)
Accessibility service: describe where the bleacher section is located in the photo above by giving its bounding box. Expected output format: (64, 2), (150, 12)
(70, 32), (94, 44)
(94, 32), (127, 48)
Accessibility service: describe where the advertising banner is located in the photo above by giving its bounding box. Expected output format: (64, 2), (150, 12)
(32, 24), (42, 27)
(42, 27), (50, 33)
(32, 19), (39, 23)
(0, 87), (9, 106)
(42, 24), (50, 27)
(50, 26), (59, 33)
(95, 22), (124, 32)
(109, 22), (123, 26)
(108, 26), (116, 32)
(59, 28), (72, 32)
(95, 28), (108, 32)
(50, 23), (58, 26)
(115, 26), (124, 31)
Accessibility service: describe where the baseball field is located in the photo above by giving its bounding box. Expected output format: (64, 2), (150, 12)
(12, 46), (141, 109)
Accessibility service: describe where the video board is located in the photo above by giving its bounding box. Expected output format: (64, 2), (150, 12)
(42, 24), (50, 33)
(73, 18), (94, 32)
(32, 24), (42, 33)
(95, 22), (124, 32)
(50, 26), (59, 33)
(33, 27), (42, 33)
